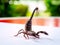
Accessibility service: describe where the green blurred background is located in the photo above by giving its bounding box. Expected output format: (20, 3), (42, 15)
(0, 0), (60, 17)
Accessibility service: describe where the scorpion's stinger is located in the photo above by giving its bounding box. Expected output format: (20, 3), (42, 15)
(25, 7), (38, 31)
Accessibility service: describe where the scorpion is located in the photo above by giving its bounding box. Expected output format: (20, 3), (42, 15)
(14, 7), (48, 39)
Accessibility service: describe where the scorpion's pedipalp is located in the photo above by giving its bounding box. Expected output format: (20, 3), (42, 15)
(36, 31), (48, 35)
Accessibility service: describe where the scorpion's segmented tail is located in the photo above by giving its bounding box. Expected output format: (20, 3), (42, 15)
(36, 31), (48, 35)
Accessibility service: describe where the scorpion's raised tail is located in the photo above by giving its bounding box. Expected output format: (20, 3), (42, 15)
(36, 31), (48, 35)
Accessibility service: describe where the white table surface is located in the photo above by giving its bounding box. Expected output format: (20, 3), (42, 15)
(0, 22), (60, 45)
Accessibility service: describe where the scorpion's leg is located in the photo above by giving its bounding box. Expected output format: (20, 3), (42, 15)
(23, 34), (28, 39)
(14, 29), (24, 37)
(24, 34), (29, 39)
(26, 34), (29, 39)
(23, 31), (29, 39)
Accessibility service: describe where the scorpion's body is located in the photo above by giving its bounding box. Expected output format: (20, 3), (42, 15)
(14, 7), (48, 39)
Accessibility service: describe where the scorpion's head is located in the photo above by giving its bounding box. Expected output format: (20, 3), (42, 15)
(32, 34), (39, 38)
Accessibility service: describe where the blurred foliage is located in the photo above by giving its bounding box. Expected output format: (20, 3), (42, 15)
(0, 0), (28, 17)
(10, 4), (28, 17)
(0, 0), (60, 17)
(44, 0), (60, 16)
